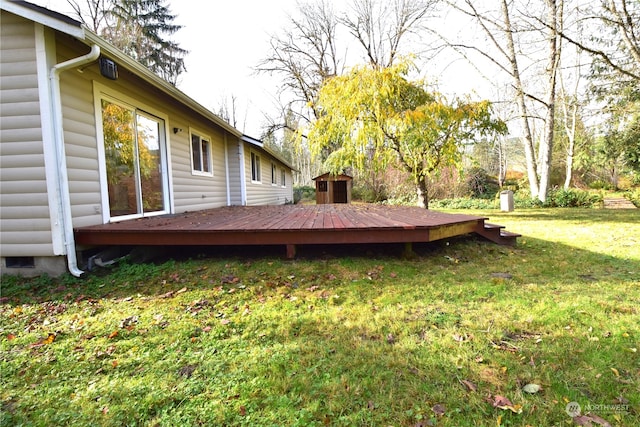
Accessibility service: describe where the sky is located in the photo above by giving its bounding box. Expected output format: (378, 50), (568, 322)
(33, 0), (303, 136)
(31, 0), (490, 138)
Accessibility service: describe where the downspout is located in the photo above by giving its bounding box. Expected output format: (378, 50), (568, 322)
(50, 44), (101, 277)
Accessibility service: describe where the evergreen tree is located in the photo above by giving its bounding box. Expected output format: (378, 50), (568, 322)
(103, 0), (188, 84)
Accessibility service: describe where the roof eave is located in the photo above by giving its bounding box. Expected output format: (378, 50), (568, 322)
(83, 31), (242, 138)
(241, 135), (298, 172)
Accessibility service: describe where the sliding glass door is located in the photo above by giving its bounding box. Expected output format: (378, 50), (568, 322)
(101, 99), (167, 218)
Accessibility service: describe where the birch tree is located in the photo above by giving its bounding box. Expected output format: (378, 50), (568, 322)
(444, 0), (564, 202)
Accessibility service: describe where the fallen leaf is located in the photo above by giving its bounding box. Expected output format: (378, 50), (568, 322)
(220, 319), (231, 325)
(176, 287), (188, 295)
(7, 333), (16, 340)
(453, 333), (472, 342)
(460, 379), (477, 392)
(111, 360), (118, 368)
(178, 364), (197, 378)
(108, 330), (119, 339)
(610, 368), (619, 377)
(239, 405), (246, 416)
(386, 333), (396, 344)
(432, 403), (446, 416)
(29, 333), (56, 348)
(572, 414), (612, 426)
(522, 383), (542, 394)
(119, 316), (138, 328)
(492, 395), (523, 414)
(367, 400), (375, 410)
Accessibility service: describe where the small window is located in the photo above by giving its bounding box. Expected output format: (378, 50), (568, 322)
(281, 168), (286, 187)
(271, 162), (277, 185)
(251, 152), (261, 182)
(318, 181), (328, 192)
(191, 132), (212, 175)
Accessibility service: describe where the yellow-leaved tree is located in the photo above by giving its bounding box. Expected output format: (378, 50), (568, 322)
(308, 61), (507, 208)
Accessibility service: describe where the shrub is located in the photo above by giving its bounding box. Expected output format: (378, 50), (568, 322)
(294, 185), (315, 204)
(589, 180), (614, 190)
(463, 167), (500, 198)
(430, 197), (498, 209)
(381, 193), (418, 206)
(624, 188), (640, 207)
(352, 184), (386, 203)
(545, 188), (603, 208)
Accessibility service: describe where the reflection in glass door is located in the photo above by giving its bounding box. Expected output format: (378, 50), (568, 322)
(101, 99), (166, 218)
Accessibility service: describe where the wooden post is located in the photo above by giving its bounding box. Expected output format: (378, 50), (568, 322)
(402, 242), (415, 259)
(286, 244), (297, 259)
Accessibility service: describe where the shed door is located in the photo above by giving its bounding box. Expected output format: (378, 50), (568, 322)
(101, 99), (167, 219)
(333, 181), (348, 203)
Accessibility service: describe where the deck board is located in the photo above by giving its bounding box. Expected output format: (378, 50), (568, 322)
(74, 204), (493, 251)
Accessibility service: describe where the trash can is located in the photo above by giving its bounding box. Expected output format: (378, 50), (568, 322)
(500, 190), (514, 212)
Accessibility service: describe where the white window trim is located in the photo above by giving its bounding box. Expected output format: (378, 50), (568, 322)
(271, 162), (278, 186)
(189, 128), (213, 177)
(93, 81), (173, 223)
(250, 151), (262, 183)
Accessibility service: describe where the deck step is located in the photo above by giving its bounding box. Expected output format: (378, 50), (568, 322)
(484, 223), (505, 230)
(474, 221), (520, 246)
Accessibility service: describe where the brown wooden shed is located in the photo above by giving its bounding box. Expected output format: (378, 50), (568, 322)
(313, 173), (353, 204)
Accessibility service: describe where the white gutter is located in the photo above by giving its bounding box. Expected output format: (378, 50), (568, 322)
(50, 44), (101, 277)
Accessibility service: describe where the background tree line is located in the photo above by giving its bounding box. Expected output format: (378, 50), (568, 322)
(68, 0), (639, 208)
(256, 0), (639, 207)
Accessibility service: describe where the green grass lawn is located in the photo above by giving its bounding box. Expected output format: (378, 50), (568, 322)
(1, 208), (638, 426)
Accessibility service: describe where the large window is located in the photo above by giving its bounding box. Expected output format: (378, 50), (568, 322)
(281, 168), (286, 187)
(271, 162), (277, 185)
(101, 98), (166, 218)
(190, 132), (212, 175)
(251, 152), (261, 182)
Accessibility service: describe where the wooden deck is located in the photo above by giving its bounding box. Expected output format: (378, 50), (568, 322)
(74, 204), (519, 257)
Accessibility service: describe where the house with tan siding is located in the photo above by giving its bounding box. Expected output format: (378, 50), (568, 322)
(0, 1), (295, 277)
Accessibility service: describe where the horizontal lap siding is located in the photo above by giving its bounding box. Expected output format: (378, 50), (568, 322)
(226, 139), (242, 206)
(0, 12), (53, 256)
(244, 144), (294, 206)
(170, 117), (229, 213)
(54, 37), (233, 223)
(55, 37), (104, 228)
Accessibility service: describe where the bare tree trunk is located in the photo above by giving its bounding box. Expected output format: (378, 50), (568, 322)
(500, 0), (540, 198)
(560, 70), (579, 190)
(537, 0), (563, 203)
(497, 136), (507, 187)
